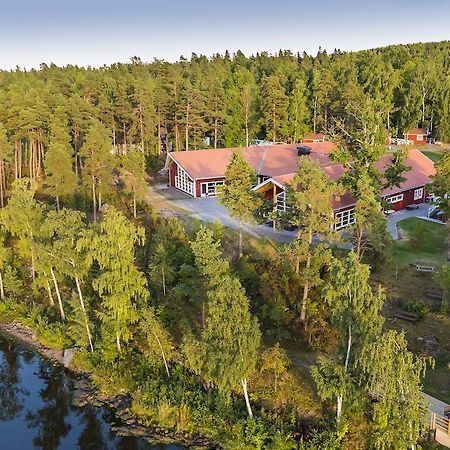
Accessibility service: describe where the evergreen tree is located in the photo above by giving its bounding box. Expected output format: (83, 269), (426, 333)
(190, 226), (260, 417)
(285, 157), (338, 321)
(79, 119), (114, 222)
(288, 77), (310, 142)
(44, 117), (77, 211)
(260, 74), (289, 142)
(119, 149), (147, 219)
(0, 124), (13, 208)
(217, 151), (261, 258)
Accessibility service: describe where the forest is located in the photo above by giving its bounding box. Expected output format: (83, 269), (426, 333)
(0, 41), (449, 449)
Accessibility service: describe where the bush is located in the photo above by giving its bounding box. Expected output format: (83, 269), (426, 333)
(404, 301), (427, 319)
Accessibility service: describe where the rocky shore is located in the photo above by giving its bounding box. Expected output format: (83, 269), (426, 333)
(0, 321), (218, 449)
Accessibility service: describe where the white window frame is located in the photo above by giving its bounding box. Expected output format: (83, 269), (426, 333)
(414, 188), (424, 201)
(334, 208), (355, 230)
(417, 134), (423, 141)
(200, 181), (224, 197)
(388, 194), (404, 204)
(175, 166), (194, 196)
(276, 191), (287, 212)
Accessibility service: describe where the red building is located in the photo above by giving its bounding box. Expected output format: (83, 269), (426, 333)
(166, 144), (436, 230)
(404, 128), (428, 145)
(302, 133), (326, 143)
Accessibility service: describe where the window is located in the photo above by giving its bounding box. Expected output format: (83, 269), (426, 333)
(200, 181), (224, 197)
(276, 191), (287, 212)
(334, 208), (355, 230)
(414, 188), (424, 201)
(417, 134), (423, 141)
(175, 166), (194, 196)
(387, 194), (404, 204)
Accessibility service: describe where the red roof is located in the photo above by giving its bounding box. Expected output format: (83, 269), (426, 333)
(404, 128), (427, 136)
(169, 144), (435, 211)
(302, 133), (325, 142)
(168, 142), (335, 180)
(261, 149), (435, 210)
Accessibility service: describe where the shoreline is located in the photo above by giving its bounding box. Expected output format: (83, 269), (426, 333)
(0, 321), (217, 450)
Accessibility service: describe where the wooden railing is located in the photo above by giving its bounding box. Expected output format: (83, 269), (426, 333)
(430, 411), (450, 436)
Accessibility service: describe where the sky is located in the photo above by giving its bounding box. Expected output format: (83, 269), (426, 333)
(0, 0), (449, 70)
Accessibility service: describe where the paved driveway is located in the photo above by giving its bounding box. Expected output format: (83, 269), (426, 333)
(151, 183), (296, 243)
(386, 203), (444, 240)
(151, 185), (444, 244)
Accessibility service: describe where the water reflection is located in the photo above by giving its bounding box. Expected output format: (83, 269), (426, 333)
(0, 335), (186, 450)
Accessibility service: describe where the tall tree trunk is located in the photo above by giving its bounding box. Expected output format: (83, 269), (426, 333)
(300, 229), (313, 322)
(313, 96), (317, 134)
(56, 195), (60, 212)
(238, 219), (243, 258)
(50, 266), (65, 320)
(0, 271), (4, 299)
(214, 117), (218, 148)
(241, 378), (253, 418)
(92, 177), (97, 222)
(75, 275), (94, 352)
(133, 186), (137, 219)
(116, 332), (121, 353)
(43, 271), (54, 306)
(0, 160), (4, 208)
(153, 329), (170, 377)
(337, 325), (353, 423)
(162, 266), (166, 296)
(185, 103), (190, 150)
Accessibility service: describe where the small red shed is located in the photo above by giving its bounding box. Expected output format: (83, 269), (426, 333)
(302, 133), (325, 143)
(404, 128), (428, 145)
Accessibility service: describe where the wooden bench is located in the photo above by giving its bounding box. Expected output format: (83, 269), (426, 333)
(415, 264), (437, 272)
(426, 289), (444, 300)
(393, 310), (419, 322)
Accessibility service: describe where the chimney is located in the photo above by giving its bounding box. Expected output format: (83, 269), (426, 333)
(297, 145), (311, 156)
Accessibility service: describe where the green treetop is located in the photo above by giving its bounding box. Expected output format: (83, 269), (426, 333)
(44, 118), (77, 211)
(312, 252), (385, 423)
(285, 157), (339, 321)
(0, 123), (13, 208)
(79, 118), (114, 222)
(217, 151), (261, 258)
(79, 206), (148, 354)
(119, 149), (147, 219)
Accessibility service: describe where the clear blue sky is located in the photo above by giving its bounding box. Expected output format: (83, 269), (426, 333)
(1, 0), (449, 70)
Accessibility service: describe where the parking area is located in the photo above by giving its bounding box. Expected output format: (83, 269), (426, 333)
(150, 184), (442, 243)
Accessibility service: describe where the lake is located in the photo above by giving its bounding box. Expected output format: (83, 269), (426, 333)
(0, 335), (187, 450)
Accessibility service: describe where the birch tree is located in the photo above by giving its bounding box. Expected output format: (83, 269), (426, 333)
(359, 330), (431, 450)
(311, 252), (385, 423)
(80, 207), (147, 353)
(0, 178), (44, 281)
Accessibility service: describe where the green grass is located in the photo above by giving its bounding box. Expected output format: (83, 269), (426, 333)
(421, 150), (444, 163)
(392, 218), (448, 267)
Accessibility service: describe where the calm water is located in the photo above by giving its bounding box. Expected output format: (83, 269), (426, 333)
(0, 335), (187, 450)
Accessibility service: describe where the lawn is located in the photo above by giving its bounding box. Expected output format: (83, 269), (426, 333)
(392, 218), (448, 267)
(377, 217), (450, 405)
(421, 149), (445, 163)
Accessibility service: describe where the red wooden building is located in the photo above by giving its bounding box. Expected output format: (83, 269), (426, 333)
(166, 143), (436, 230)
(404, 128), (428, 145)
(302, 133), (326, 143)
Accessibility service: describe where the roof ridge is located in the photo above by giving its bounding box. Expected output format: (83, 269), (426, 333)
(257, 145), (270, 175)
